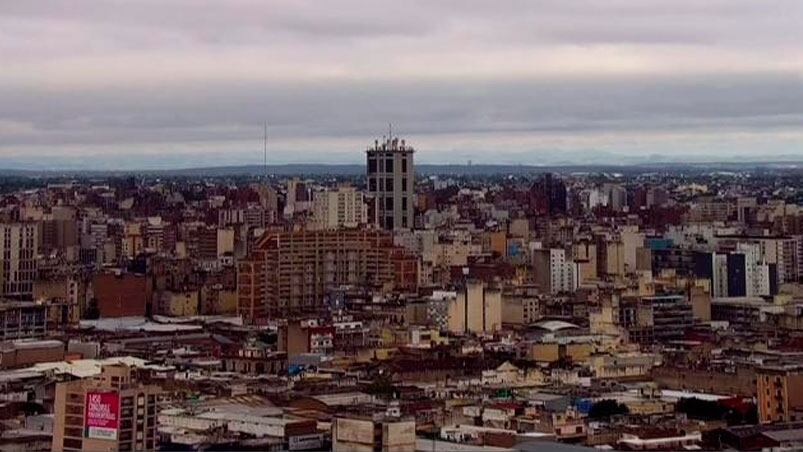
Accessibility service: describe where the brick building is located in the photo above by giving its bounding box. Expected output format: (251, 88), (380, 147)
(237, 228), (417, 321)
(93, 272), (150, 318)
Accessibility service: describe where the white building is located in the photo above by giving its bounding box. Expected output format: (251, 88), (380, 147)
(534, 248), (578, 295)
(309, 186), (367, 230)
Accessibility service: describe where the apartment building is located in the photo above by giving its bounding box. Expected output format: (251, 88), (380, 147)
(0, 222), (39, 298)
(237, 228), (416, 321)
(52, 364), (162, 452)
(309, 185), (367, 230)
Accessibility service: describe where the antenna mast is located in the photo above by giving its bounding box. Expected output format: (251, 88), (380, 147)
(263, 121), (268, 179)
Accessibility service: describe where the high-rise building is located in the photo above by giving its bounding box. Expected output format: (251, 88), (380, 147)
(309, 185), (367, 230)
(52, 364), (162, 452)
(0, 222), (39, 298)
(366, 135), (414, 230)
(700, 249), (773, 298)
(529, 173), (567, 216)
(284, 178), (311, 217)
(447, 280), (502, 334)
(533, 248), (578, 295)
(237, 228), (417, 320)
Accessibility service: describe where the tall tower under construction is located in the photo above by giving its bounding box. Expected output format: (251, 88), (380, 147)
(366, 134), (414, 230)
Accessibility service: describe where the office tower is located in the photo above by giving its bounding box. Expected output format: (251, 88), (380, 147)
(529, 173), (567, 216)
(310, 185), (367, 230)
(604, 183), (628, 212)
(366, 135), (414, 230)
(701, 248), (772, 298)
(52, 364), (162, 452)
(0, 222), (39, 298)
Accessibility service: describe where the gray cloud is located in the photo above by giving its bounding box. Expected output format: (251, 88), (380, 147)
(1, 0), (803, 168)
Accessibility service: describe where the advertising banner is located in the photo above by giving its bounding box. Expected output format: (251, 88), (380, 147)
(84, 391), (120, 440)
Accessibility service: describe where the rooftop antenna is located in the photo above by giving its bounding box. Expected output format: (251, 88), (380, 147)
(388, 123), (392, 140)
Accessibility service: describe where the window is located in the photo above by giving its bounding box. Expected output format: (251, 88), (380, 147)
(63, 439), (82, 449)
(386, 159), (394, 172)
(402, 178), (407, 191)
(385, 216), (394, 229)
(368, 177), (377, 192)
(367, 157), (377, 174)
(402, 158), (407, 173)
(386, 178), (393, 191)
(65, 416), (83, 427)
(402, 197), (407, 211)
(385, 197), (393, 210)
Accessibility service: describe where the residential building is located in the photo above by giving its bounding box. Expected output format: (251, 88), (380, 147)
(52, 364), (162, 452)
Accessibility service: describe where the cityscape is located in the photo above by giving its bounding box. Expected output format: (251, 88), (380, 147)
(3, 1), (803, 451)
(0, 140), (800, 450)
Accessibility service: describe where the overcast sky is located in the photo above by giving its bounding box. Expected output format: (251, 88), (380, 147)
(2, 0), (803, 168)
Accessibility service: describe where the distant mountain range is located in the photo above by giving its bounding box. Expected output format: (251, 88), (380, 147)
(1, 149), (802, 176)
(0, 161), (800, 178)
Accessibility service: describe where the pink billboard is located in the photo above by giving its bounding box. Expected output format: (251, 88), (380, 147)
(84, 391), (120, 440)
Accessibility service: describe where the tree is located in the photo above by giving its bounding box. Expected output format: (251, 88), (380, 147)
(85, 298), (100, 320)
(589, 399), (630, 419)
(676, 397), (726, 421)
(365, 374), (398, 398)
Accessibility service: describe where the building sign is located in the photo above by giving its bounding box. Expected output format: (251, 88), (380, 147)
(84, 391), (120, 440)
(288, 433), (323, 450)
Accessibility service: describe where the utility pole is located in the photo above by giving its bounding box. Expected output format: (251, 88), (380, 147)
(263, 121), (268, 180)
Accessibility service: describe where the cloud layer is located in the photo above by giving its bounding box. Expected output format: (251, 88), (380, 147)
(2, 0), (803, 168)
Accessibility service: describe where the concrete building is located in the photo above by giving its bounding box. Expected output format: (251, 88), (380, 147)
(93, 271), (150, 318)
(447, 280), (502, 334)
(573, 239), (597, 283)
(533, 248), (578, 295)
(237, 228), (417, 320)
(332, 414), (415, 452)
(621, 228), (646, 274)
(757, 365), (803, 424)
(158, 406), (318, 450)
(0, 222), (39, 298)
(501, 288), (542, 326)
(40, 206), (79, 257)
(701, 249), (773, 298)
(310, 185), (367, 230)
(52, 364), (162, 452)
(285, 178), (312, 217)
(649, 295), (694, 343)
(597, 235), (625, 277)
(366, 135), (414, 230)
(0, 301), (50, 340)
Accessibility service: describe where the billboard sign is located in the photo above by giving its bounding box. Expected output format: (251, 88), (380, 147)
(84, 391), (120, 440)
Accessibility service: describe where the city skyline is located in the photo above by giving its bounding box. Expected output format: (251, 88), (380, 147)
(3, 1), (803, 169)
(4, 3), (803, 451)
